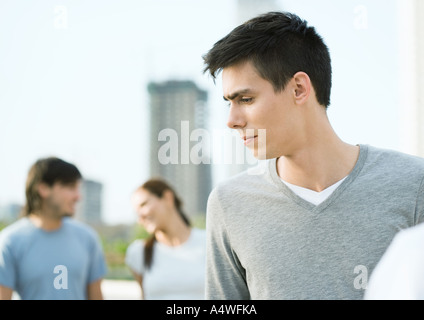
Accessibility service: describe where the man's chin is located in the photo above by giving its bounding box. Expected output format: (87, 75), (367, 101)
(252, 150), (270, 160)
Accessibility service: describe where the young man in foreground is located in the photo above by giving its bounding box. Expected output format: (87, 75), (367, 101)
(202, 11), (424, 300)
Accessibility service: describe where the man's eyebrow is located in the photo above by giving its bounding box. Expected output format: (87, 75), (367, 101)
(223, 89), (253, 101)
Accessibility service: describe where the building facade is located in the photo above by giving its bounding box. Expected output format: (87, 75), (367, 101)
(75, 179), (103, 226)
(147, 80), (212, 218)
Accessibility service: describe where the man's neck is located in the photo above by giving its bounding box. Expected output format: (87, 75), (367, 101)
(28, 213), (63, 231)
(276, 138), (360, 192)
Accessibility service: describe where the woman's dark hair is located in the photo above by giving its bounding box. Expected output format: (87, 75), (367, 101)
(202, 11), (332, 107)
(137, 178), (191, 270)
(23, 157), (82, 216)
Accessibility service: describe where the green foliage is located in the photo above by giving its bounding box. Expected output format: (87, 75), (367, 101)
(0, 220), (9, 232)
(191, 214), (206, 229)
(131, 224), (149, 241)
(101, 236), (130, 280)
(104, 238), (129, 255)
(100, 224), (150, 280)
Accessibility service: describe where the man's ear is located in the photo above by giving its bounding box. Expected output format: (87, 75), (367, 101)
(292, 71), (311, 105)
(37, 183), (51, 199)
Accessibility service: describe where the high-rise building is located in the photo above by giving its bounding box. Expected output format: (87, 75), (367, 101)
(147, 80), (212, 218)
(75, 179), (103, 226)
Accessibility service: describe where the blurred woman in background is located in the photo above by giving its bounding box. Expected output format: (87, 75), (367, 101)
(125, 178), (206, 299)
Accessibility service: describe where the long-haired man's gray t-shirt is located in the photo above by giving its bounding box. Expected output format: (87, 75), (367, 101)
(205, 144), (424, 300)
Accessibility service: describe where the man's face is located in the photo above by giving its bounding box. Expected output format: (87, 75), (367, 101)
(222, 60), (301, 159)
(42, 180), (82, 218)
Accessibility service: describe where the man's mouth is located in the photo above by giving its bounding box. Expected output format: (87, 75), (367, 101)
(243, 135), (258, 146)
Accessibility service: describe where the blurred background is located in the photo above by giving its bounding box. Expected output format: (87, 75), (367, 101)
(1, 0), (423, 298)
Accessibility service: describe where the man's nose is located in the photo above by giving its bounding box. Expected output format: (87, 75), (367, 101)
(226, 105), (246, 129)
(74, 190), (81, 202)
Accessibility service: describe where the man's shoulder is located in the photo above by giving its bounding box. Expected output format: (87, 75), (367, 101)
(363, 144), (424, 180)
(0, 218), (32, 240)
(209, 160), (275, 205)
(214, 160), (271, 190)
(368, 145), (424, 167)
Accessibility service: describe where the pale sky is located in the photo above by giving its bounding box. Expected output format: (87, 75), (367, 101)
(0, 0), (404, 225)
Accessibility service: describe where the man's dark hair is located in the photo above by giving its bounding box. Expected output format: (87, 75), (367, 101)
(23, 157), (82, 216)
(202, 11), (332, 107)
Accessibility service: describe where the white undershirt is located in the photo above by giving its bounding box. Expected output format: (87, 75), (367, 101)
(281, 177), (347, 205)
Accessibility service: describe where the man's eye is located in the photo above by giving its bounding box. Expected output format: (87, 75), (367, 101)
(240, 97), (252, 103)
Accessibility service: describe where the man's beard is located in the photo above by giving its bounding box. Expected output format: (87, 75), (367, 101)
(46, 198), (74, 219)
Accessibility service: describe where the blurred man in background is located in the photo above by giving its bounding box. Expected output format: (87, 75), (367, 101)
(0, 156), (107, 300)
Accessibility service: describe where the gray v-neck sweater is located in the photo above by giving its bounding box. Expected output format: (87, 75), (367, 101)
(205, 144), (424, 300)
